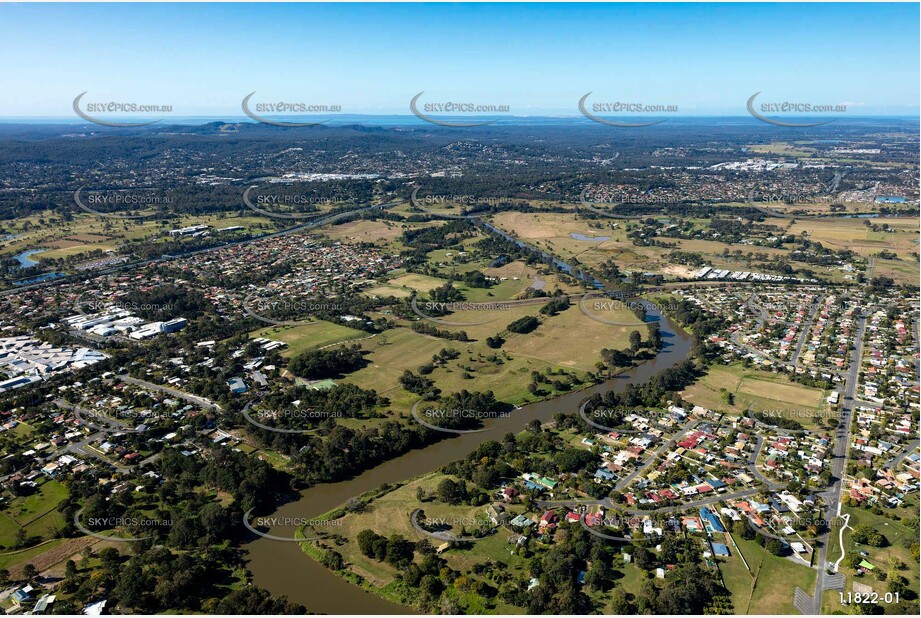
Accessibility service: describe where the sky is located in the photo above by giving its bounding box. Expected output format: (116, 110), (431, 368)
(0, 2), (918, 118)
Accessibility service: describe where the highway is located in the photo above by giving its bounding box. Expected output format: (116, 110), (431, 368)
(0, 199), (400, 297)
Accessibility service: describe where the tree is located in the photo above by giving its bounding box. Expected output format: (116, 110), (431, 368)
(886, 573), (909, 596)
(764, 538), (785, 556)
(733, 519), (756, 540)
(887, 555), (907, 571)
(99, 547), (121, 571)
(13, 527), (26, 549)
(852, 524), (887, 547)
(629, 330), (643, 352)
(553, 448), (595, 473)
(21, 564), (38, 582)
(385, 535), (415, 567)
(842, 551), (863, 569)
(112, 562), (150, 609)
(357, 529), (382, 558)
(436, 478), (468, 505)
(322, 550), (344, 571)
(213, 587), (306, 614)
(610, 588), (634, 613)
(507, 316), (539, 334)
(420, 574), (443, 597)
(64, 559), (78, 581)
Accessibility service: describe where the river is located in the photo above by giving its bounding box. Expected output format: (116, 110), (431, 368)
(242, 300), (692, 614)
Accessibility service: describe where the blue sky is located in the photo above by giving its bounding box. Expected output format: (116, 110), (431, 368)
(0, 2), (918, 117)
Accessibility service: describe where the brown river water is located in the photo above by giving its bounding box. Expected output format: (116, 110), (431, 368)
(242, 303), (692, 614)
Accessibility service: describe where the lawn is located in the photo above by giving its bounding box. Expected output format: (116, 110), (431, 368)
(306, 473), (528, 593)
(0, 538), (70, 571)
(681, 363), (828, 427)
(387, 273), (452, 294)
(489, 211), (633, 273)
(250, 320), (368, 356)
(324, 218), (420, 246)
(501, 303), (640, 371)
(822, 503), (920, 613)
(726, 535), (817, 614)
(364, 284), (414, 299)
(339, 299), (636, 418)
(391, 259), (580, 305)
(0, 479), (69, 545)
(785, 217), (919, 285)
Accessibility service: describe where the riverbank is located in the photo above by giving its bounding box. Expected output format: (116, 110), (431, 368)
(242, 298), (692, 613)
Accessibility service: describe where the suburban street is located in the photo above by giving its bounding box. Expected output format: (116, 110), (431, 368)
(614, 419), (699, 491)
(807, 311), (868, 613)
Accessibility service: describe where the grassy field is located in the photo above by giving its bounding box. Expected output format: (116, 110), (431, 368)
(386, 262), (581, 305)
(722, 534), (817, 614)
(783, 217), (919, 285)
(490, 211), (634, 273)
(501, 303), (643, 371)
(364, 283), (414, 299)
(490, 211), (804, 281)
(0, 479), (69, 545)
(250, 320), (368, 356)
(746, 142), (818, 158)
(490, 210), (919, 286)
(336, 299), (638, 417)
(0, 479), (69, 556)
(387, 272), (451, 293)
(681, 363), (828, 427)
(0, 538), (70, 572)
(307, 473), (528, 592)
(324, 218), (419, 246)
